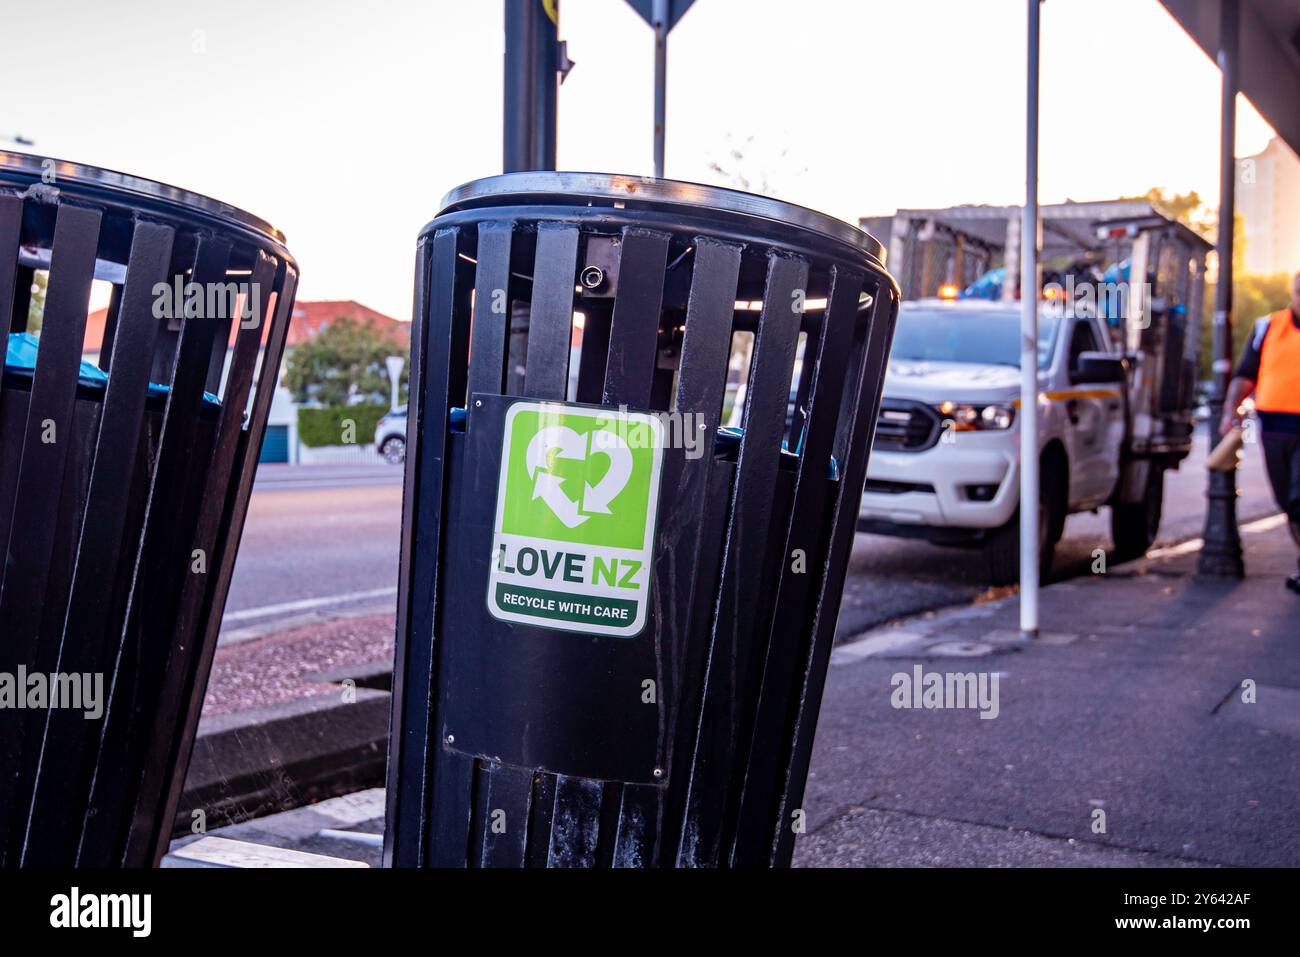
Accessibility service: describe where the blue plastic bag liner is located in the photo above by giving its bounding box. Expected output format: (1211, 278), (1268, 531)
(449, 405), (467, 432)
(449, 407), (838, 478)
(6, 332), (220, 406)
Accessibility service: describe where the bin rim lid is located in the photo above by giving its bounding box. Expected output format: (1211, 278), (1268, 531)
(438, 172), (885, 262)
(0, 150), (285, 245)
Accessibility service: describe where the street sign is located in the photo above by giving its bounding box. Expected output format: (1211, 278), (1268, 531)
(487, 401), (664, 637)
(385, 354), (404, 410)
(624, 0), (696, 31)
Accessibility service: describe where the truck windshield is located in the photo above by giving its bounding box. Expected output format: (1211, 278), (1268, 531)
(889, 308), (1059, 368)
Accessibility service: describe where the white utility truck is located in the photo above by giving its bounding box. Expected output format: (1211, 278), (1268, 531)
(857, 202), (1212, 583)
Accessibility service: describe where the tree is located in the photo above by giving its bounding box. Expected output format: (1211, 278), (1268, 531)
(1116, 187), (1214, 238)
(282, 315), (408, 408)
(1199, 271), (1294, 378)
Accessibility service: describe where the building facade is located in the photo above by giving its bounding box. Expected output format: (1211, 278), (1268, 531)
(1237, 137), (1300, 277)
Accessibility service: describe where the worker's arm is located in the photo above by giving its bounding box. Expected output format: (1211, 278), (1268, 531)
(1220, 317), (1270, 436)
(1219, 376), (1255, 436)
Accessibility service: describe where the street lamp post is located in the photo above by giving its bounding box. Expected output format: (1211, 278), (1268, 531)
(1198, 0), (1245, 578)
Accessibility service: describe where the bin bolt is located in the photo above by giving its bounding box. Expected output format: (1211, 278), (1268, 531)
(579, 265), (605, 290)
(652, 767), (663, 779)
(445, 734), (455, 745)
(475, 399), (482, 407)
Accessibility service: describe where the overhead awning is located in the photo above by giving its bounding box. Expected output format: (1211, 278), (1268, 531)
(1160, 0), (1300, 157)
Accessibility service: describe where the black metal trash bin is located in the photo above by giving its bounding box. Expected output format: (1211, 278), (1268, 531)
(0, 152), (298, 866)
(386, 173), (897, 867)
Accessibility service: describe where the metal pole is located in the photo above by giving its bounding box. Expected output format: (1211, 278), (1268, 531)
(1198, 0), (1244, 577)
(1019, 0), (1041, 640)
(652, 0), (668, 178)
(503, 0), (559, 173)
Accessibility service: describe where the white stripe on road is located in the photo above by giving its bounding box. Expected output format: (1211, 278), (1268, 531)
(1145, 511), (1286, 560)
(318, 829), (384, 848)
(164, 836), (368, 868)
(222, 586), (397, 623)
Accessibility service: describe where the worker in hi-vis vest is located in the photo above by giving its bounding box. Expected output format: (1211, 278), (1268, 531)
(1220, 271), (1300, 594)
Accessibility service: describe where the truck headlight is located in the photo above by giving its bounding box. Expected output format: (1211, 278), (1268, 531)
(937, 401), (1015, 431)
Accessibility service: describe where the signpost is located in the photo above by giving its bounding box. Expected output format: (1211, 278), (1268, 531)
(386, 354), (404, 411)
(1020, 0), (1042, 640)
(625, 0), (697, 177)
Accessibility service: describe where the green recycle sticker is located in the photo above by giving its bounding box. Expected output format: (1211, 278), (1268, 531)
(487, 401), (665, 637)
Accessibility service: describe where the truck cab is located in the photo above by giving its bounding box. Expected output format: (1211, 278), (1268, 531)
(856, 202), (1211, 584)
(859, 299), (1128, 582)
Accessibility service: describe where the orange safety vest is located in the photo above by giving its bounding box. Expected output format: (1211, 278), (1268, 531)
(1255, 308), (1300, 414)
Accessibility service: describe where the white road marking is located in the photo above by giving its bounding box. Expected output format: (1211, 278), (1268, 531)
(222, 586), (397, 623)
(163, 836), (368, 868)
(318, 829), (384, 848)
(1145, 511), (1285, 560)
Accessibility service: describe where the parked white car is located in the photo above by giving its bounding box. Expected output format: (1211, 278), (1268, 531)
(374, 406), (408, 465)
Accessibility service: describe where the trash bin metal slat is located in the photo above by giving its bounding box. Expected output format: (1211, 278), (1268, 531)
(611, 782), (659, 867)
(474, 761), (533, 867)
(772, 283), (898, 866)
(0, 203), (102, 865)
(0, 195), (23, 382)
(426, 750), (475, 868)
(385, 228), (466, 867)
(150, 259), (300, 865)
(730, 264), (865, 865)
(675, 251), (808, 867)
(124, 249), (281, 866)
(522, 223), (579, 399)
(467, 221), (514, 397)
(546, 774), (605, 867)
(385, 236), (435, 866)
(424, 232), (478, 867)
(602, 227), (670, 408)
(524, 770), (557, 867)
(0, 203), (102, 632)
(19, 220), (177, 867)
(654, 237), (744, 864)
(78, 236), (234, 866)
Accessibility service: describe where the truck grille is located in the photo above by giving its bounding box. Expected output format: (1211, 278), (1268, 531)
(872, 399), (940, 452)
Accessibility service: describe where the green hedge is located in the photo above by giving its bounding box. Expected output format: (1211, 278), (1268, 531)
(297, 403), (390, 449)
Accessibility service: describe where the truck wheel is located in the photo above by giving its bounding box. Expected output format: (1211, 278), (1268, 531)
(984, 458), (1065, 587)
(1111, 464), (1164, 560)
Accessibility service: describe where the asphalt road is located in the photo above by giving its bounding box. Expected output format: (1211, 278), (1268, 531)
(221, 465), (404, 644)
(222, 433), (1279, 643)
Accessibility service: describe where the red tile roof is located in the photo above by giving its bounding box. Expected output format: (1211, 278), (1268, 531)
(82, 299), (409, 354)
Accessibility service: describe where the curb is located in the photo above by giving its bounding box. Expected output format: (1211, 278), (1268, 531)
(175, 679), (390, 838)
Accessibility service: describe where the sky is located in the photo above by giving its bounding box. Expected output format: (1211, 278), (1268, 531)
(0, 0), (1280, 320)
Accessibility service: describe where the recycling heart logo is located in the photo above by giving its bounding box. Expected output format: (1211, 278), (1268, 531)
(524, 425), (633, 528)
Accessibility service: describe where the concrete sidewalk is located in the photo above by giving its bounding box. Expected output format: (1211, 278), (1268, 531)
(793, 513), (1299, 867)
(178, 514), (1298, 866)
